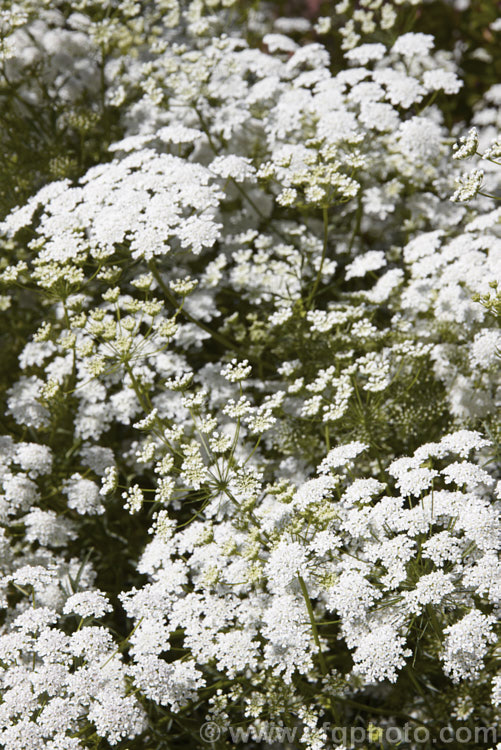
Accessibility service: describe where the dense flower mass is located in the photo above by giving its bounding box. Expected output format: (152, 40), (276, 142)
(0, 1), (500, 749)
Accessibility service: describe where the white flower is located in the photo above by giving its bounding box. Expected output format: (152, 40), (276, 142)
(63, 591), (113, 619)
(265, 540), (308, 592)
(391, 32), (434, 58)
(451, 169), (484, 202)
(423, 69), (462, 94)
(345, 250), (387, 280)
(442, 610), (496, 682)
(209, 155), (256, 182)
(404, 571), (454, 614)
(453, 127), (479, 160)
(62, 474), (104, 515)
(14, 443), (53, 477)
(397, 116), (443, 163)
(345, 43), (386, 65)
(23, 509), (77, 547)
(221, 358), (252, 383)
(317, 442), (368, 473)
(442, 461), (495, 489)
(469, 330), (501, 369)
(352, 625), (411, 683)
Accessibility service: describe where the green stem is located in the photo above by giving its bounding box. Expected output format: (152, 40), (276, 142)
(125, 363), (151, 415)
(307, 205), (329, 307)
(298, 574), (327, 675)
(479, 191), (501, 201)
(100, 617), (144, 670)
(348, 194), (363, 253)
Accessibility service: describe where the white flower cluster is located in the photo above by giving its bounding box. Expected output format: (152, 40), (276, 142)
(0, 1), (500, 748)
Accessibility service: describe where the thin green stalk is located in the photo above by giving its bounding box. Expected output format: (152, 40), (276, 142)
(298, 574), (327, 675)
(348, 194), (363, 253)
(479, 191), (501, 201)
(307, 205), (329, 307)
(100, 616), (144, 670)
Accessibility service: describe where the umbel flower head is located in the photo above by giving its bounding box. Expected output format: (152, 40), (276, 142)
(0, 1), (500, 748)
